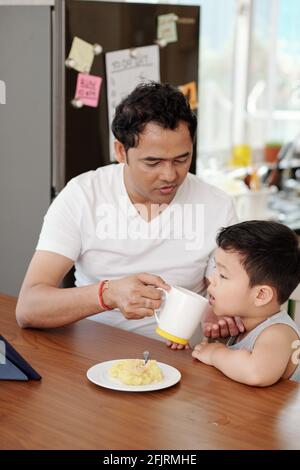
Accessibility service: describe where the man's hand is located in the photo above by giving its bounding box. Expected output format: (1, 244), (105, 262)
(166, 341), (190, 350)
(201, 306), (245, 339)
(192, 340), (225, 366)
(103, 273), (170, 320)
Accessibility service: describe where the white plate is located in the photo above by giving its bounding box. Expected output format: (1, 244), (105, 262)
(87, 359), (181, 392)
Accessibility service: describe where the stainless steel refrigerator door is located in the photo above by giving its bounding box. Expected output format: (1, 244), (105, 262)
(0, 5), (52, 296)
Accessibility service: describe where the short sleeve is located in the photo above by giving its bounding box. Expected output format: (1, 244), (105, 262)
(204, 198), (238, 279)
(226, 199), (239, 225)
(204, 252), (216, 280)
(36, 180), (82, 261)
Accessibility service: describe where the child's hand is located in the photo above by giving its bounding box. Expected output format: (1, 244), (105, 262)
(166, 340), (190, 350)
(202, 310), (245, 339)
(192, 340), (225, 365)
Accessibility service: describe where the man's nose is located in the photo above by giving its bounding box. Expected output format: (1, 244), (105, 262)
(160, 163), (177, 183)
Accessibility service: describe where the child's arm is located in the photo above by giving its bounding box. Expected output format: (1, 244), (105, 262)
(166, 311), (246, 350)
(192, 324), (296, 386)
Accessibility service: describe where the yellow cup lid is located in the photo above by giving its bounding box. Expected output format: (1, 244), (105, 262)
(156, 327), (188, 345)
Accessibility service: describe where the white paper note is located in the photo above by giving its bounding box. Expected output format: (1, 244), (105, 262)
(157, 13), (178, 44)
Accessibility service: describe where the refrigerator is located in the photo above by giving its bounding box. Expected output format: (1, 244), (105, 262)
(0, 0), (200, 295)
(0, 1), (52, 296)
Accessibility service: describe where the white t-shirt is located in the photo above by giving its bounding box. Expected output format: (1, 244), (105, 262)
(36, 163), (237, 341)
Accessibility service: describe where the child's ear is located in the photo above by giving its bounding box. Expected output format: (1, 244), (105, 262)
(254, 285), (274, 307)
(114, 140), (127, 164)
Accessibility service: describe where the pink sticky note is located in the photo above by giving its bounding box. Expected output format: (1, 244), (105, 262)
(75, 73), (102, 107)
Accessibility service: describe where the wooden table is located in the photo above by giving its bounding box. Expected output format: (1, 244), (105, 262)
(0, 294), (300, 450)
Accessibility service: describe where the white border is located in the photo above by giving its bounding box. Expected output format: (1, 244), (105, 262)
(0, 1), (54, 6)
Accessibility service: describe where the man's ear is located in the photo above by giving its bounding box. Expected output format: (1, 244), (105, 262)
(253, 285), (274, 307)
(114, 140), (127, 164)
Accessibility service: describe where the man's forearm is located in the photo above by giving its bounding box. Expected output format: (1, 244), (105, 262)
(212, 346), (259, 386)
(16, 283), (104, 328)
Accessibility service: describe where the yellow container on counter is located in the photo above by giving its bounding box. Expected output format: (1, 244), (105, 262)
(230, 144), (252, 167)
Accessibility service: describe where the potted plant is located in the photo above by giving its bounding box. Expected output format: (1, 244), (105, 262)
(264, 141), (282, 163)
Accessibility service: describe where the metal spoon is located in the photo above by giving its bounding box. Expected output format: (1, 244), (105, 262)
(143, 350), (150, 365)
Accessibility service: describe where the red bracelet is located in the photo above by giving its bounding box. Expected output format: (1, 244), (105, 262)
(98, 280), (113, 310)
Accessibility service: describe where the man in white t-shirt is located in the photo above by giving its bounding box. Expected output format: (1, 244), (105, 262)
(16, 82), (244, 346)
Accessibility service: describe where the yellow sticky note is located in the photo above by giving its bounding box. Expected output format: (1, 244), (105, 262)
(66, 36), (95, 74)
(178, 81), (198, 110)
(157, 14), (178, 44)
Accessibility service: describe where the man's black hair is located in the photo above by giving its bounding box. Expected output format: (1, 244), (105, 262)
(217, 220), (300, 304)
(111, 81), (197, 151)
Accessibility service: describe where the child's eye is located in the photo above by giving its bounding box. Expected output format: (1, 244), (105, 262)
(220, 274), (227, 279)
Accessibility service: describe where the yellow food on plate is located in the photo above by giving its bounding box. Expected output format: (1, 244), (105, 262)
(109, 359), (163, 385)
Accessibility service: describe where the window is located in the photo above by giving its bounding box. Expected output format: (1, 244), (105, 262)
(247, 0), (300, 147)
(183, 0), (236, 169)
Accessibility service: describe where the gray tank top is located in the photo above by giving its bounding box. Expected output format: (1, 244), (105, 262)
(227, 311), (300, 382)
